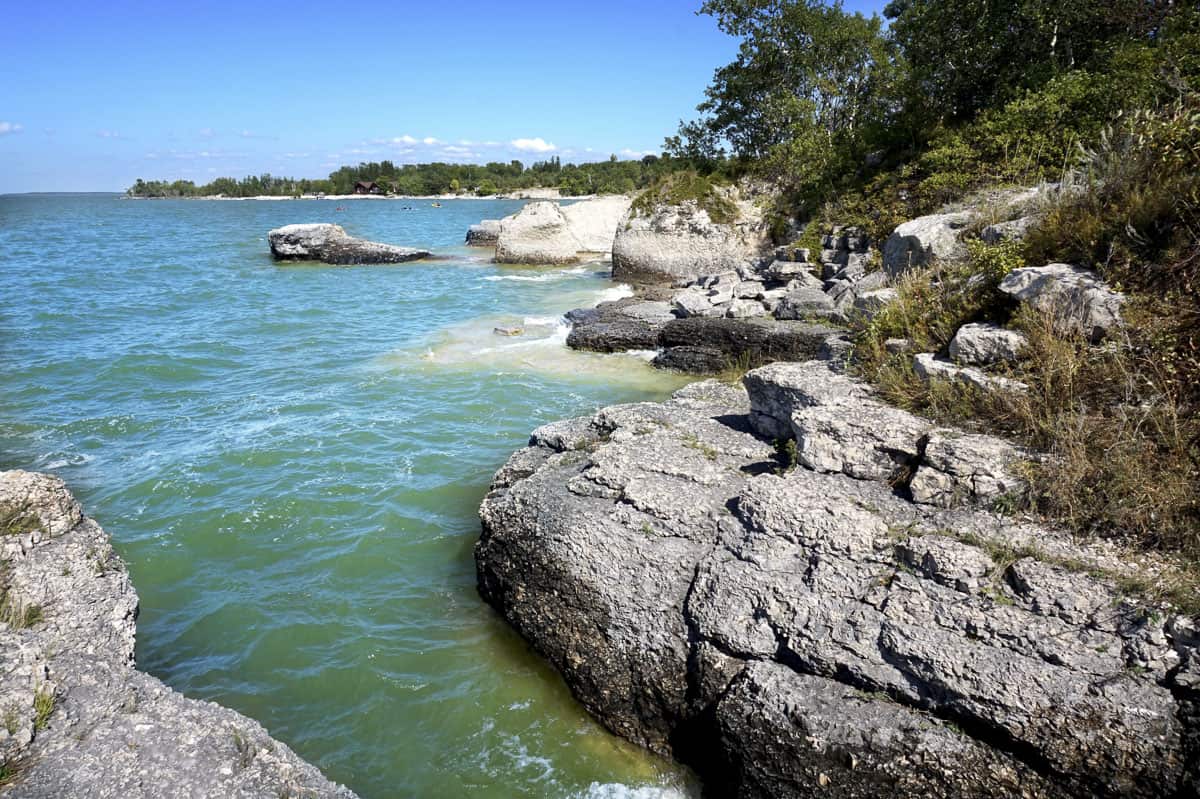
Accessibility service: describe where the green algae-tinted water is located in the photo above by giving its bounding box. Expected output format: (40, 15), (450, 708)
(0, 194), (697, 798)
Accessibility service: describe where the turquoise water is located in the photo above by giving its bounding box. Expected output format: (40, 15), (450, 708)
(0, 194), (696, 798)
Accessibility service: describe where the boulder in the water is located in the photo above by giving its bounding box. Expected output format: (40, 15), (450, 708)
(268, 223), (430, 265)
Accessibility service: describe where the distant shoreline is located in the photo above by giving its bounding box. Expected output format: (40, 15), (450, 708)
(123, 189), (609, 202)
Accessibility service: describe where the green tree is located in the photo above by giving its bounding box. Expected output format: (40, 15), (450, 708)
(884, 0), (1176, 121)
(670, 0), (900, 161)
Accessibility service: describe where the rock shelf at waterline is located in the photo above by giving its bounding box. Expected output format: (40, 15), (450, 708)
(267, 223), (432, 265)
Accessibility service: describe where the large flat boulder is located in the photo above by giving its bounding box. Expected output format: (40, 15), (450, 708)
(268, 223), (429, 264)
(0, 470), (356, 799)
(655, 318), (839, 373)
(477, 365), (1197, 798)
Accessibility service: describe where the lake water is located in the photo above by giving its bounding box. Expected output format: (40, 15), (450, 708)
(0, 194), (697, 798)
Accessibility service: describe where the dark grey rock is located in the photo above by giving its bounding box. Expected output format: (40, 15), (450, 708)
(268, 223), (429, 264)
(466, 219), (501, 246)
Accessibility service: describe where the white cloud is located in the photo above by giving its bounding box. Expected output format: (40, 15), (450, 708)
(620, 148), (658, 159)
(422, 136), (441, 145)
(511, 137), (557, 153)
(0, 121), (23, 135)
(199, 127), (216, 138)
(97, 129), (123, 139)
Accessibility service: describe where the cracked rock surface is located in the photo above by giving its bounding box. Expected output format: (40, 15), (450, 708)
(0, 470), (356, 799)
(476, 363), (1200, 798)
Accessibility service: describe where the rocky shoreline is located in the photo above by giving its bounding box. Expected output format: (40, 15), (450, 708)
(0, 470), (355, 798)
(469, 185), (1200, 796)
(475, 364), (1200, 798)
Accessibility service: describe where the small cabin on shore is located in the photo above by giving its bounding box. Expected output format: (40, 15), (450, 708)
(354, 181), (380, 195)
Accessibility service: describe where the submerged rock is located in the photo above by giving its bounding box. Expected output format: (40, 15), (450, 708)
(0, 470), (356, 799)
(476, 364), (1198, 798)
(267, 223), (429, 264)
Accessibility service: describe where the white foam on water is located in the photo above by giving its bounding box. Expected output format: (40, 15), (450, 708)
(523, 315), (566, 327)
(483, 265), (595, 283)
(571, 783), (693, 799)
(596, 284), (635, 304)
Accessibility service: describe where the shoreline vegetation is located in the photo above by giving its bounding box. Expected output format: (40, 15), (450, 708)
(125, 155), (680, 199)
(122, 189), (608, 201)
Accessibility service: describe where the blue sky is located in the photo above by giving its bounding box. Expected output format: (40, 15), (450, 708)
(0, 0), (886, 192)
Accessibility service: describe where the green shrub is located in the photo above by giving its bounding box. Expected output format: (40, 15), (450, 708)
(630, 170), (739, 225)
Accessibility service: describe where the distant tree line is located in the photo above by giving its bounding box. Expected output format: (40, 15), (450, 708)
(127, 154), (684, 198)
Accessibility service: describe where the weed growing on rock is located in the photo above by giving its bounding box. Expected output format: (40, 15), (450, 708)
(32, 686), (53, 732)
(630, 170), (740, 225)
(682, 433), (719, 461)
(0, 502), (40, 538)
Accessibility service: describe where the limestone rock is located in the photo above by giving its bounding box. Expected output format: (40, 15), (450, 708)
(981, 216), (1033, 245)
(560, 195), (633, 253)
(566, 299), (669, 353)
(949, 322), (1027, 365)
(267, 223), (429, 264)
(853, 287), (898, 318)
(909, 428), (1028, 508)
(493, 201), (576, 264)
(913, 352), (1028, 394)
(612, 195), (770, 284)
(672, 287), (721, 319)
(0, 470), (356, 799)
(726, 299), (767, 319)
(773, 288), (845, 324)
(476, 364), (1194, 798)
(998, 264), (1125, 342)
(882, 212), (973, 277)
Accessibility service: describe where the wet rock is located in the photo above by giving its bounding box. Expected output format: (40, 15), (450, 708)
(657, 319), (838, 375)
(268, 223), (430, 264)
